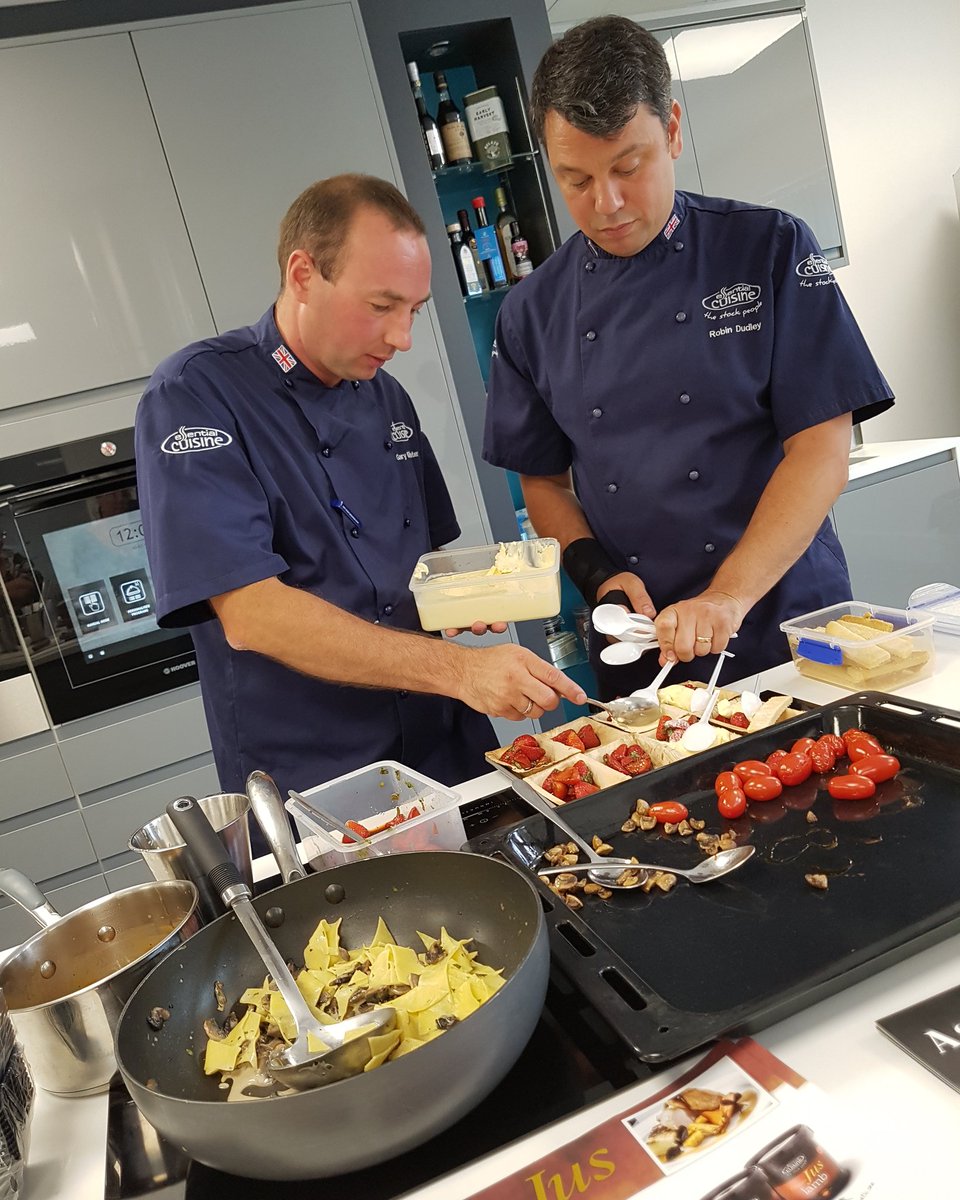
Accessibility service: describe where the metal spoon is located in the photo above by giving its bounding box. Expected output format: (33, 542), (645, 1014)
(167, 797), (396, 1090)
(539, 845), (756, 889)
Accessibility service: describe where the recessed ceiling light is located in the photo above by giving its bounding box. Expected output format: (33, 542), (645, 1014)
(427, 40), (450, 57)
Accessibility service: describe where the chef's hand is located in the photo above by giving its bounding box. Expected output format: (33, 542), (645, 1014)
(596, 573), (655, 618)
(655, 590), (744, 664)
(443, 621), (509, 638)
(457, 645), (586, 721)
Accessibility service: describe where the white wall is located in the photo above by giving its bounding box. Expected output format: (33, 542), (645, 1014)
(547, 0), (960, 440)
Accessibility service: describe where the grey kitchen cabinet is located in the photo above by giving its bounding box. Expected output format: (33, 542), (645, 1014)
(832, 452), (960, 609)
(0, 34), (215, 411)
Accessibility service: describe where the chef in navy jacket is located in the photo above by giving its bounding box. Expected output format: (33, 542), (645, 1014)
(136, 175), (583, 801)
(483, 17), (894, 695)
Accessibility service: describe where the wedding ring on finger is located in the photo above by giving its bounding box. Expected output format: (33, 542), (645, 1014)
(695, 636), (712, 644)
(521, 698), (533, 716)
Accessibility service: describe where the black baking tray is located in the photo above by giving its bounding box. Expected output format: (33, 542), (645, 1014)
(466, 691), (960, 1064)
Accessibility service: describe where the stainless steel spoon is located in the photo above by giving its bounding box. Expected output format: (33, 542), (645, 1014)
(538, 845), (755, 889)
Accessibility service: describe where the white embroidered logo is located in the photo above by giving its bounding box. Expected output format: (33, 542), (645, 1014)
(795, 253), (833, 278)
(160, 426), (233, 454)
(702, 283), (762, 312)
(390, 421), (414, 443)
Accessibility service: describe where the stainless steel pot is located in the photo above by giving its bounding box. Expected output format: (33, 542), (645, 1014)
(0, 869), (200, 1096)
(129, 792), (252, 922)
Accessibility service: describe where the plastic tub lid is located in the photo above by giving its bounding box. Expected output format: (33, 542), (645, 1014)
(907, 582), (960, 635)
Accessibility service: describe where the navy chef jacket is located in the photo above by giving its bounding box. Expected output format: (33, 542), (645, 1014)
(136, 308), (494, 797)
(483, 192), (894, 691)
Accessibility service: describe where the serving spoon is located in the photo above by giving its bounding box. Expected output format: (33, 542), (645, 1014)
(538, 845), (755, 889)
(586, 660), (678, 726)
(679, 650), (735, 753)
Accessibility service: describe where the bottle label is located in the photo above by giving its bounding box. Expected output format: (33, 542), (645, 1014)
(441, 121), (472, 161)
(459, 246), (482, 296)
(466, 94), (508, 140)
(426, 127), (444, 158)
(475, 226), (507, 285)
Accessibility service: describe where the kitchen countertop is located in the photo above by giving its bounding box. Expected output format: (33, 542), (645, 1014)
(847, 435), (960, 482)
(23, 631), (960, 1200)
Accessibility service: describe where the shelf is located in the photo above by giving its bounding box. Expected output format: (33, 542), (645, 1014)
(432, 149), (539, 181)
(462, 285), (512, 305)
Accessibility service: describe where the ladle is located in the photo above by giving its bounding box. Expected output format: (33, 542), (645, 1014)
(680, 650), (735, 753)
(167, 797), (396, 1090)
(538, 845), (755, 889)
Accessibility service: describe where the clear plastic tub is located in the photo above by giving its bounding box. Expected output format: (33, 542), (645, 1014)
(907, 582), (960, 636)
(408, 538), (560, 631)
(779, 601), (935, 690)
(284, 761), (465, 871)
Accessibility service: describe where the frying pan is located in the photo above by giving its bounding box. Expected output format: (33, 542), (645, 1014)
(114, 850), (549, 1180)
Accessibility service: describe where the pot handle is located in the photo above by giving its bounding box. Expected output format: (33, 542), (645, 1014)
(245, 771), (305, 885)
(0, 868), (60, 928)
(166, 797), (251, 908)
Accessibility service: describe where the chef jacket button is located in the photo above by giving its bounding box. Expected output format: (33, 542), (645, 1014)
(627, 555), (639, 565)
(350, 527), (360, 538)
(675, 311), (687, 323)
(584, 261), (596, 272)
(591, 407), (603, 418)
(384, 604), (394, 616)
(585, 329), (597, 341)
(321, 446), (331, 457)
(399, 690), (409, 699)
(704, 542), (716, 553)
(606, 482), (618, 494)
(384, 441), (392, 450)
(688, 470), (700, 481)
(674, 241), (684, 252)
(403, 518), (411, 528)
(284, 379), (294, 389)
(679, 392), (691, 404)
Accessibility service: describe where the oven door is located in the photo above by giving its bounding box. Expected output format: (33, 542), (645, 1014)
(2, 468), (198, 724)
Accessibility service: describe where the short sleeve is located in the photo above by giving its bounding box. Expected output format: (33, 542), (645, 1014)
(483, 301), (573, 476)
(135, 375), (288, 627)
(769, 215), (894, 441)
(420, 431), (460, 548)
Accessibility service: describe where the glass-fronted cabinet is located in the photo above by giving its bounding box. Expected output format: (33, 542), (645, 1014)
(359, 0), (594, 717)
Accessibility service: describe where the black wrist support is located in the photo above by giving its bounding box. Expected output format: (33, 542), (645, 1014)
(561, 538), (620, 607)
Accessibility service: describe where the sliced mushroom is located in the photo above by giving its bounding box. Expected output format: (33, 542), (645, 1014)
(805, 873), (829, 890)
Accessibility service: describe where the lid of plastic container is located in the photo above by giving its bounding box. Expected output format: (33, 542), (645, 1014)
(907, 582), (960, 635)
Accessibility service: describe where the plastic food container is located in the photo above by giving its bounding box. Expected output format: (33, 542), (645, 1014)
(408, 539), (560, 631)
(284, 761), (465, 871)
(779, 601), (935, 690)
(907, 582), (960, 636)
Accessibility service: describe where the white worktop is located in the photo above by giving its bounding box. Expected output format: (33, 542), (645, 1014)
(847, 435), (960, 483)
(24, 631), (960, 1200)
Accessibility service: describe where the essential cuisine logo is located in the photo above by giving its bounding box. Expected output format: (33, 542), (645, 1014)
(795, 252), (833, 278)
(160, 426), (233, 454)
(390, 421), (414, 443)
(702, 283), (762, 312)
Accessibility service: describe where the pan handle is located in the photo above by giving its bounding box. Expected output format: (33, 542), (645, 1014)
(166, 797), (252, 908)
(0, 867), (60, 928)
(246, 771), (305, 884)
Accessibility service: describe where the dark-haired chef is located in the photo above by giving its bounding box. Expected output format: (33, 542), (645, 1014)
(483, 16), (894, 696)
(136, 173), (584, 802)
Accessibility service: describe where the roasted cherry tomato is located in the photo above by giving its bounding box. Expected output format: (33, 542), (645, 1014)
(842, 730), (884, 760)
(647, 801), (689, 824)
(733, 760), (773, 782)
(808, 744), (837, 774)
(714, 771), (742, 797)
(817, 734), (846, 759)
(790, 737), (817, 756)
(827, 773), (877, 800)
(743, 775), (783, 802)
(851, 753), (901, 783)
(765, 749), (789, 770)
(717, 789), (747, 819)
(774, 752), (813, 787)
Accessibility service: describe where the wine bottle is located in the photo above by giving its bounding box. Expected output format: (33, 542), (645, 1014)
(471, 196), (508, 289)
(510, 222), (534, 278)
(447, 223), (482, 297)
(406, 62), (445, 170)
(493, 186), (519, 283)
(434, 72), (473, 166)
(457, 209), (490, 293)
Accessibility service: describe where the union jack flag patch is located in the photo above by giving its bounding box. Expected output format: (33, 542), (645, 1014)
(272, 345), (297, 373)
(663, 214), (680, 241)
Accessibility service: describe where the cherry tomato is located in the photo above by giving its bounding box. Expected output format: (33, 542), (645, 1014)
(851, 753), (901, 783)
(791, 737), (817, 756)
(733, 760), (773, 782)
(842, 730), (884, 760)
(808, 745), (837, 774)
(775, 751), (813, 786)
(743, 775), (784, 802)
(817, 734), (846, 759)
(765, 749), (789, 769)
(647, 801), (689, 824)
(827, 773), (876, 800)
(717, 789), (747, 819)
(714, 771), (742, 797)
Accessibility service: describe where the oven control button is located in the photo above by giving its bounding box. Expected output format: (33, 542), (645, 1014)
(100, 441), (117, 457)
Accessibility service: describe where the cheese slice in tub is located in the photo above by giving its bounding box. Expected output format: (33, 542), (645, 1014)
(824, 620), (891, 669)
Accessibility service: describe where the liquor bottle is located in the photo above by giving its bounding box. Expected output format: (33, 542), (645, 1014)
(447, 223), (482, 297)
(434, 72), (473, 166)
(457, 209), (490, 293)
(510, 222), (534, 278)
(406, 61), (445, 171)
(471, 196), (508, 289)
(493, 186), (519, 283)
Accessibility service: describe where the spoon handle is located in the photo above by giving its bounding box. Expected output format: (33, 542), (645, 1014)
(537, 858), (636, 878)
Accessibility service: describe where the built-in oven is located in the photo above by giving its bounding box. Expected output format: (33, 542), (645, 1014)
(0, 428), (198, 730)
